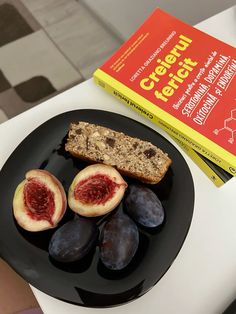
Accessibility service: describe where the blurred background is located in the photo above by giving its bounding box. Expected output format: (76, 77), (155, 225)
(0, 0), (235, 124)
(0, 1), (235, 313)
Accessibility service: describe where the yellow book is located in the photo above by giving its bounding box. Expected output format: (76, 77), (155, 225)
(171, 137), (232, 187)
(93, 8), (236, 176)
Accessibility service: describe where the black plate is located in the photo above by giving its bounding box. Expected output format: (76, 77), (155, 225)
(0, 110), (194, 307)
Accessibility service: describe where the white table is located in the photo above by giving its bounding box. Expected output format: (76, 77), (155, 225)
(1, 6), (236, 314)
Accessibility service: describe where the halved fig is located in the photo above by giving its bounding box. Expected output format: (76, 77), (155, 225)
(13, 169), (67, 232)
(68, 164), (127, 217)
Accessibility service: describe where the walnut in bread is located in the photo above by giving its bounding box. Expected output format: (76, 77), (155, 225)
(65, 121), (172, 184)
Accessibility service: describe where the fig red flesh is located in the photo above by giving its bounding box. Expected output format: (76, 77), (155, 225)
(74, 174), (119, 205)
(23, 178), (55, 225)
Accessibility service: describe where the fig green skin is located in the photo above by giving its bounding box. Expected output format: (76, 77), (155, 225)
(99, 212), (139, 270)
(125, 185), (165, 228)
(49, 217), (99, 263)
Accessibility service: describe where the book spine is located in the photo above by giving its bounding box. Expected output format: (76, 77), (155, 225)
(158, 121), (235, 178)
(93, 71), (236, 177)
(94, 75), (156, 122)
(171, 137), (225, 187)
(96, 70), (227, 187)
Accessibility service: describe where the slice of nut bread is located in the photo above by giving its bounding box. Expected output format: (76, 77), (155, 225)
(65, 121), (172, 184)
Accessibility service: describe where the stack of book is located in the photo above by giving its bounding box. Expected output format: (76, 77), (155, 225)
(94, 8), (235, 187)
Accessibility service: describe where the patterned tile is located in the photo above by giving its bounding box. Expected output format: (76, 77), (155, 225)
(0, 1), (85, 123)
(43, 2), (122, 78)
(0, 0), (40, 32)
(15, 76), (56, 103)
(0, 0), (125, 123)
(0, 30), (82, 90)
(0, 3), (34, 47)
(0, 89), (33, 118)
(0, 108), (8, 123)
(0, 70), (11, 92)
(21, 0), (79, 27)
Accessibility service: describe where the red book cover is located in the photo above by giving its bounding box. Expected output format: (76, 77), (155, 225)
(94, 8), (236, 175)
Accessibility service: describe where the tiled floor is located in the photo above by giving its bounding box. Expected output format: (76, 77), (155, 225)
(0, 0), (122, 123)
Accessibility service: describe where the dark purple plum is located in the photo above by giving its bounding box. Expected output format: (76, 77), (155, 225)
(125, 185), (164, 228)
(99, 212), (139, 270)
(49, 217), (99, 263)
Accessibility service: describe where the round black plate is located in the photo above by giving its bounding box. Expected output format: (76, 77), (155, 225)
(0, 110), (194, 307)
